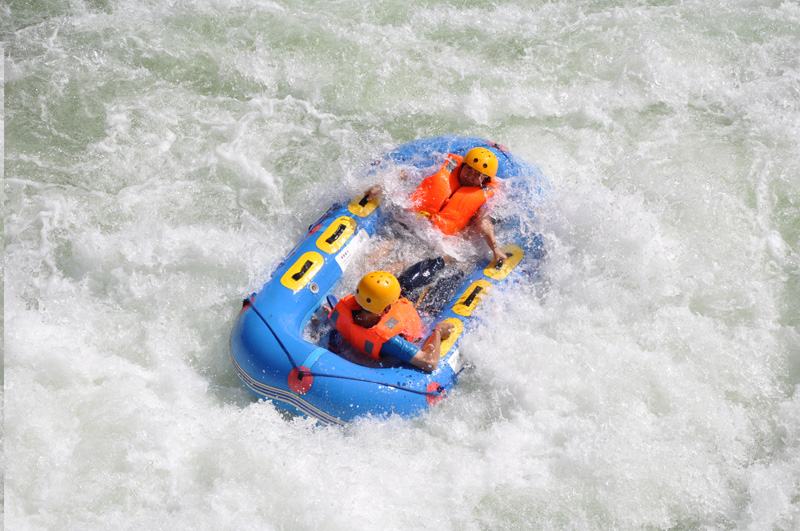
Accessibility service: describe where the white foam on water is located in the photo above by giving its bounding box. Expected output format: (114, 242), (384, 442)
(4, 0), (799, 529)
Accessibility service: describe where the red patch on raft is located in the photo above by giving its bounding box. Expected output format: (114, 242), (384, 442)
(288, 366), (314, 394)
(426, 382), (446, 406)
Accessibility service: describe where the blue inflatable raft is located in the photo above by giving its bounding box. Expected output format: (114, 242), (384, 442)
(230, 136), (548, 424)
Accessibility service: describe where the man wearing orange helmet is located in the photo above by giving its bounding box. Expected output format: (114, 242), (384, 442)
(329, 271), (453, 372)
(366, 146), (508, 264)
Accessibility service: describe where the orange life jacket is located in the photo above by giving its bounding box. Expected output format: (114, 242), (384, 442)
(331, 295), (424, 360)
(409, 153), (497, 235)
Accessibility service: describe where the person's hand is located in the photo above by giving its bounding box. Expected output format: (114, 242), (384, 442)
(492, 247), (508, 266)
(435, 322), (455, 341)
(365, 185), (382, 201)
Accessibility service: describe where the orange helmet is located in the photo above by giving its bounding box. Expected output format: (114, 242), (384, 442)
(355, 271), (401, 313)
(464, 147), (498, 178)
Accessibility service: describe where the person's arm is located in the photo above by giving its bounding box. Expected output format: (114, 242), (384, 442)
(477, 209), (507, 264)
(410, 322), (454, 372)
(379, 322), (454, 372)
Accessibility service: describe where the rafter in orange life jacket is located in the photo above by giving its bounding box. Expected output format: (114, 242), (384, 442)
(409, 153), (498, 235)
(331, 295), (423, 360)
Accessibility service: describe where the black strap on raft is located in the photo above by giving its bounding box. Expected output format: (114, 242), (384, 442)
(495, 252), (512, 270)
(358, 193), (370, 207)
(291, 260), (314, 281)
(244, 296), (444, 398)
(325, 223), (347, 244)
(463, 285), (483, 307)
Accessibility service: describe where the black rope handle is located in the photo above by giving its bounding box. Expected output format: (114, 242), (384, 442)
(325, 223), (347, 244)
(291, 260), (314, 281)
(494, 252), (512, 270)
(358, 193), (370, 207)
(463, 285), (483, 307)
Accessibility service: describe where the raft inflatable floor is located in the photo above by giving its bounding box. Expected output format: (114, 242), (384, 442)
(230, 136), (547, 424)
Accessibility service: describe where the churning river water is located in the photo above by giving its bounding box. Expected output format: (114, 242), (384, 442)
(3, 0), (799, 529)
